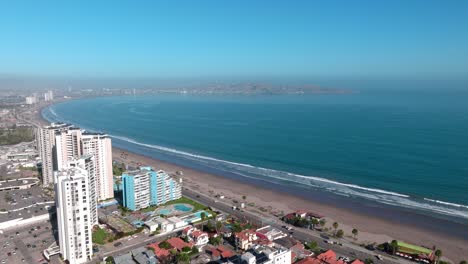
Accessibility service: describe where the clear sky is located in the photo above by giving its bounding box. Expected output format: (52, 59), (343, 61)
(1, 0), (467, 80)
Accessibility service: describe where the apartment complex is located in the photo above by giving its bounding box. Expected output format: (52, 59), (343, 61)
(37, 123), (114, 201)
(67, 156), (98, 225)
(55, 166), (93, 264)
(55, 128), (83, 170)
(81, 132), (113, 200)
(122, 167), (182, 211)
(36, 123), (73, 186)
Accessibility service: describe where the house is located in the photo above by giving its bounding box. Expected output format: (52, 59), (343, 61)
(283, 210), (324, 222)
(167, 237), (193, 251)
(182, 226), (209, 247)
(294, 250), (360, 264)
(154, 217), (174, 232)
(257, 225), (287, 241)
(235, 229), (258, 250)
(131, 247), (157, 264)
(147, 243), (170, 261)
(207, 245), (235, 260)
(144, 220), (159, 233)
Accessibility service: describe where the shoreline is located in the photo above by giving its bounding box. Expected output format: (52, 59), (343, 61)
(38, 102), (467, 261)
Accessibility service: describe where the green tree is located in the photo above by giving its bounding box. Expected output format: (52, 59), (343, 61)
(434, 249), (442, 264)
(215, 221), (223, 232)
(209, 236), (222, 246)
(242, 195), (246, 200)
(159, 241), (171, 249)
(207, 220), (214, 232)
(352, 228), (359, 240)
(336, 229), (344, 242)
(319, 219), (326, 227)
(200, 212), (207, 231)
(176, 252), (190, 263)
(182, 246), (191, 252)
(105, 256), (114, 264)
(311, 218), (319, 229)
(191, 246), (199, 254)
(459, 261), (467, 264)
(364, 258), (374, 264)
(305, 241), (318, 250)
(332, 222), (339, 236)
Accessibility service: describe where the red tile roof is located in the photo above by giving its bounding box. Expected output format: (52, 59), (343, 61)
(167, 237), (192, 251)
(147, 243), (170, 259)
(192, 230), (207, 238)
(350, 260), (365, 264)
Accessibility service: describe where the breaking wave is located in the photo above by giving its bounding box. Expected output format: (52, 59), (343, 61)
(42, 106), (468, 221)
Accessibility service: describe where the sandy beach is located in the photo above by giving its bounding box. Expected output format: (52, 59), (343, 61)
(112, 147), (467, 261)
(33, 102), (467, 261)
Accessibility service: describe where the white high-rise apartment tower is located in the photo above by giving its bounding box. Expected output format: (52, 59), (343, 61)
(36, 123), (73, 186)
(67, 156), (98, 225)
(55, 166), (93, 264)
(55, 128), (83, 170)
(81, 133), (114, 200)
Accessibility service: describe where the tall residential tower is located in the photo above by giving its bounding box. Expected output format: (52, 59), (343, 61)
(55, 166), (93, 264)
(81, 133), (114, 201)
(36, 123), (73, 186)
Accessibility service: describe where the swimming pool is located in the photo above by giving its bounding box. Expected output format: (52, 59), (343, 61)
(158, 209), (172, 215)
(156, 203), (194, 216)
(174, 204), (192, 212)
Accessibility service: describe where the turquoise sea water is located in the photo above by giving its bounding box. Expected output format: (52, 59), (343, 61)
(43, 81), (468, 223)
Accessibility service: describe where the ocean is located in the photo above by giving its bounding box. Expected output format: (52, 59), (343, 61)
(42, 80), (468, 228)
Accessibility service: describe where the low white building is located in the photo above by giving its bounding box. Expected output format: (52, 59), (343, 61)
(167, 216), (187, 229)
(242, 252), (256, 264)
(154, 217), (174, 232)
(144, 220), (159, 233)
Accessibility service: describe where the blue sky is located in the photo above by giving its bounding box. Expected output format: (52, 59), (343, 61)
(1, 0), (467, 80)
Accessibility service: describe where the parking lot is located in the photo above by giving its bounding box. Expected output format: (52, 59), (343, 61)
(0, 220), (56, 264)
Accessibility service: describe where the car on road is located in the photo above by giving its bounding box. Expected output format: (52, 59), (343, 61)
(114, 242), (122, 247)
(376, 255), (384, 260)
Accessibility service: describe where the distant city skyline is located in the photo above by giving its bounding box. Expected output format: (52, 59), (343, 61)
(1, 0), (468, 80)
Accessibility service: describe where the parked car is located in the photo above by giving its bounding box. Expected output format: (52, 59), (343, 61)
(114, 242), (122, 247)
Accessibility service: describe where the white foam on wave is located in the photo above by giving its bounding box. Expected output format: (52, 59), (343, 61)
(424, 198), (468, 209)
(112, 135), (410, 196)
(41, 108), (468, 220)
(110, 134), (468, 215)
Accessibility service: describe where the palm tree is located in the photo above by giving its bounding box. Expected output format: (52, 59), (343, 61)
(336, 229), (344, 243)
(332, 222), (339, 236)
(319, 219), (326, 228)
(200, 212), (207, 231)
(311, 218), (319, 229)
(352, 228), (359, 240)
(434, 249), (442, 264)
(390, 240), (399, 255)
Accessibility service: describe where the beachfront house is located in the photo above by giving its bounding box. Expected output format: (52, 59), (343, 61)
(182, 226), (209, 247)
(235, 229), (258, 250)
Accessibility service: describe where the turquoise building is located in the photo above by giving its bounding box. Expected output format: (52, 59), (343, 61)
(121, 167), (182, 211)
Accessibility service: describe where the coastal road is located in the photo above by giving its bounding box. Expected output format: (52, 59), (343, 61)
(183, 189), (412, 264)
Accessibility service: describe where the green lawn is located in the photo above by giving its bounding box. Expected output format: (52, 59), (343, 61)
(139, 196), (207, 213)
(92, 227), (110, 245)
(164, 196), (206, 211)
